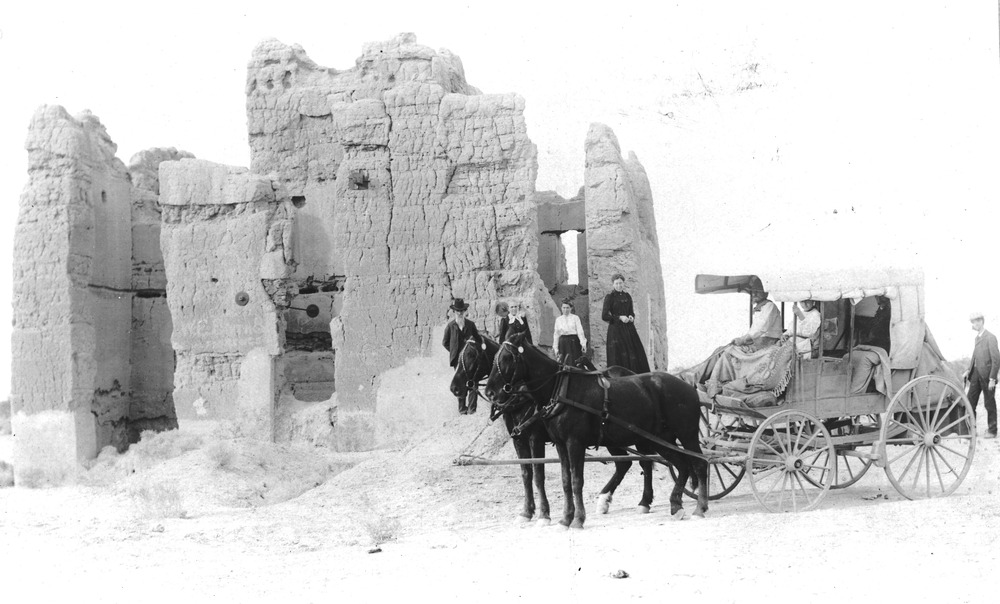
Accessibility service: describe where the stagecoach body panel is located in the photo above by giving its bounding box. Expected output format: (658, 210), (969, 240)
(690, 268), (976, 511)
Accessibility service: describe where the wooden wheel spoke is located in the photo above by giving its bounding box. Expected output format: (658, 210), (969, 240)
(929, 446), (959, 480)
(935, 415), (971, 435)
(718, 463), (740, 480)
(910, 446), (927, 492)
(891, 445), (923, 482)
(791, 471), (817, 509)
(886, 443), (921, 466)
(929, 396), (962, 432)
(936, 442), (971, 461)
(795, 429), (821, 455)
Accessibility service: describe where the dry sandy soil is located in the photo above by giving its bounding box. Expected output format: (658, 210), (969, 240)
(1, 411), (998, 604)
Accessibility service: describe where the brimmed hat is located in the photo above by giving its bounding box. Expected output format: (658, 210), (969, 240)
(970, 311), (985, 321)
(450, 298), (470, 312)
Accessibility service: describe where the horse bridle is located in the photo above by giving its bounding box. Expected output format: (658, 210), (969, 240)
(458, 338), (486, 391)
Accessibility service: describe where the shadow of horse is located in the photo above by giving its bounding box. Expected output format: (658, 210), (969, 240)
(450, 336), (657, 524)
(484, 332), (709, 528)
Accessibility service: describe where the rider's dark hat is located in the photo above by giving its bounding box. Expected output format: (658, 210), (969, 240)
(450, 298), (470, 312)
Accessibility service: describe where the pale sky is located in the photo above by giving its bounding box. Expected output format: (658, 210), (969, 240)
(1, 1), (998, 397)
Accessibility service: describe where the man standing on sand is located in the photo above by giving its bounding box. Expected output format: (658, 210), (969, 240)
(962, 311), (999, 439)
(442, 298), (481, 415)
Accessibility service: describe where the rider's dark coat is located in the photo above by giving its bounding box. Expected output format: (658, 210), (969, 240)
(443, 319), (481, 367)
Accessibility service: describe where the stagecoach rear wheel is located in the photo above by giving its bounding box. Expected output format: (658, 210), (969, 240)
(880, 375), (976, 500)
(670, 407), (747, 500)
(747, 410), (835, 513)
(801, 415), (878, 489)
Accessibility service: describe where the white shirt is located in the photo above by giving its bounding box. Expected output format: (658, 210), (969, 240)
(553, 314), (587, 354)
(789, 308), (822, 355)
(746, 300), (783, 341)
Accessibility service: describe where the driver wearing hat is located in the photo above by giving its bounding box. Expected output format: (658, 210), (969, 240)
(442, 298), (482, 414)
(732, 276), (783, 350)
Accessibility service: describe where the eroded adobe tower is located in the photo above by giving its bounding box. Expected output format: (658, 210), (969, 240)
(10, 34), (667, 484)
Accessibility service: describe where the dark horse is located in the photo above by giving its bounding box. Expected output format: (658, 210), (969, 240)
(485, 332), (709, 528)
(450, 336), (654, 523)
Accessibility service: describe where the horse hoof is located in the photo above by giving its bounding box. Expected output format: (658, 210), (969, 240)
(516, 515), (532, 524)
(597, 493), (612, 514)
(692, 510), (706, 520)
(671, 508), (687, 521)
(637, 505), (650, 514)
(536, 518), (551, 527)
(570, 520), (585, 529)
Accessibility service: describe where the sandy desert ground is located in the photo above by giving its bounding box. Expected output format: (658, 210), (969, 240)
(1, 409), (999, 604)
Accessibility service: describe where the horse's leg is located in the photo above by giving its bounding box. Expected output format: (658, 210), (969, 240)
(638, 456), (654, 513)
(664, 450), (688, 519)
(680, 435), (710, 518)
(511, 435), (535, 521)
(530, 433), (550, 523)
(596, 446), (631, 514)
(554, 441), (575, 528)
(567, 439), (587, 529)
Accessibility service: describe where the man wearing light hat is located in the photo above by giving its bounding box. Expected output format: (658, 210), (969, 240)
(962, 311), (999, 439)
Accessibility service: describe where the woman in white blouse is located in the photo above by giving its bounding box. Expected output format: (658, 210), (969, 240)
(553, 299), (587, 365)
(786, 300), (822, 358)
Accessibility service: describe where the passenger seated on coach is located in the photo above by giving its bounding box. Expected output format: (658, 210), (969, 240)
(784, 300), (821, 359)
(858, 295), (891, 355)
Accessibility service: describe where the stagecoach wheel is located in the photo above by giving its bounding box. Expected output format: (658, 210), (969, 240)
(747, 410), (835, 513)
(670, 407), (746, 500)
(801, 415), (878, 490)
(880, 375), (976, 500)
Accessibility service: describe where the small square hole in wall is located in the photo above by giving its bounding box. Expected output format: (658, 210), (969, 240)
(291, 195), (306, 208)
(348, 170), (369, 190)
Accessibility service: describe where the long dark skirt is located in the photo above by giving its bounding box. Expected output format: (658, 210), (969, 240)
(606, 322), (650, 373)
(557, 335), (583, 366)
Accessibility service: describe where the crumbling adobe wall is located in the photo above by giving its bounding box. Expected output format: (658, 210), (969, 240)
(159, 159), (296, 440)
(11, 107), (133, 483)
(246, 34), (556, 448)
(585, 123), (668, 369)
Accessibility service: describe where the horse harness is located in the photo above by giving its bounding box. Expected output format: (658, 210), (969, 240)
(542, 369), (711, 464)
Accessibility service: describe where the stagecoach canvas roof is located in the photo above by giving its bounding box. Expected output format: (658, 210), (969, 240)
(694, 267), (924, 303)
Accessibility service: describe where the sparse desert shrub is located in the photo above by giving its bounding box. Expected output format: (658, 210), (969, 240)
(128, 480), (186, 518)
(361, 514), (401, 546)
(205, 440), (235, 469)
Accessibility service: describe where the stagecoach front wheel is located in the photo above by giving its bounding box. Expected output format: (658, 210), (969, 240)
(880, 375), (976, 500)
(747, 410), (835, 513)
(670, 407), (747, 500)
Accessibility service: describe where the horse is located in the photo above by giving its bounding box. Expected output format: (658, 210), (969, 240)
(484, 332), (709, 529)
(450, 336), (657, 523)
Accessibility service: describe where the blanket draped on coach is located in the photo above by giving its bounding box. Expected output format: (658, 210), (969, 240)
(705, 338), (797, 406)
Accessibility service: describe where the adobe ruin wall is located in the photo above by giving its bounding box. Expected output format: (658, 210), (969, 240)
(10, 34), (669, 482)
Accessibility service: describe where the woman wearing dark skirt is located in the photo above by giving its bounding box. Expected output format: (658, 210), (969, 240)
(602, 273), (650, 373)
(553, 299), (587, 365)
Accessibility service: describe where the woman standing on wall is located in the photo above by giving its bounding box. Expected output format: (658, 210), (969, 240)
(602, 273), (650, 373)
(553, 298), (587, 366)
(499, 301), (532, 344)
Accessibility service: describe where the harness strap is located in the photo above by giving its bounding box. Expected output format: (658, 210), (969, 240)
(511, 408), (543, 437)
(550, 394), (710, 462)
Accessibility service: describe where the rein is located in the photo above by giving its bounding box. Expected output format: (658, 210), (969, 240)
(544, 374), (712, 463)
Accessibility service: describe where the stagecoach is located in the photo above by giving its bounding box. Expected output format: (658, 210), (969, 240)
(678, 268), (977, 512)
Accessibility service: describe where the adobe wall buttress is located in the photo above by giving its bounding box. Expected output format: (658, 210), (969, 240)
(585, 123), (668, 369)
(159, 159), (295, 440)
(12, 107), (132, 484)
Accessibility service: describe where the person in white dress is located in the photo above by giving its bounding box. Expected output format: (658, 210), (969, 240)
(786, 300), (822, 358)
(553, 299), (587, 366)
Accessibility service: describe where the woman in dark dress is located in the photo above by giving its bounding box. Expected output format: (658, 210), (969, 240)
(602, 274), (650, 373)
